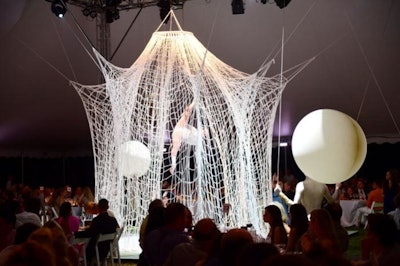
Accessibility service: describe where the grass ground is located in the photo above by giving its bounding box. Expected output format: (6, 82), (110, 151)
(346, 227), (366, 260)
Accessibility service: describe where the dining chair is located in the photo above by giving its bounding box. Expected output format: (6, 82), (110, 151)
(71, 236), (90, 266)
(364, 201), (384, 229)
(95, 232), (117, 266)
(108, 226), (124, 266)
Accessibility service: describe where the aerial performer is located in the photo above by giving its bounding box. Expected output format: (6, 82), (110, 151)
(170, 101), (205, 174)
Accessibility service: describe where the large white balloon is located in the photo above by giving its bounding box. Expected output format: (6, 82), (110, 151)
(291, 109), (367, 184)
(120, 141), (151, 177)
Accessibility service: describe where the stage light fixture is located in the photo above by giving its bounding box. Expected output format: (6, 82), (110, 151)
(157, 0), (171, 23)
(275, 0), (291, 9)
(82, 7), (90, 16)
(51, 0), (67, 18)
(231, 0), (244, 15)
(106, 7), (120, 23)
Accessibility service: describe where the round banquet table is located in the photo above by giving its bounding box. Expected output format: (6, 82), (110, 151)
(340, 199), (366, 227)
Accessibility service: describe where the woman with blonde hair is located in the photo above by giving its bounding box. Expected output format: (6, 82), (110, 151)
(300, 208), (343, 263)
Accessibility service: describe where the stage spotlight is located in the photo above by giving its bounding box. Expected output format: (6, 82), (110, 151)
(106, 8), (120, 23)
(51, 0), (67, 18)
(106, 0), (122, 7)
(82, 7), (90, 16)
(231, 0), (244, 15)
(157, 0), (171, 23)
(89, 10), (97, 18)
(275, 0), (291, 9)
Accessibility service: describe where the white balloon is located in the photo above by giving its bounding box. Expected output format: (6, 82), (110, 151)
(291, 109), (367, 184)
(120, 141), (151, 177)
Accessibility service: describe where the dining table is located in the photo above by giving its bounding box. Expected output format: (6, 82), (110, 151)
(339, 199), (366, 227)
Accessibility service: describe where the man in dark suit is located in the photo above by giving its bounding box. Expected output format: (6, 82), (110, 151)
(75, 198), (119, 264)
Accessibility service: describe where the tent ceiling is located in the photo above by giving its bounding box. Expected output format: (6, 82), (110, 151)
(1, 0), (399, 156)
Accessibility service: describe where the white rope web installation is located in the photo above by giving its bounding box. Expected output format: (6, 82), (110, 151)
(71, 11), (311, 241)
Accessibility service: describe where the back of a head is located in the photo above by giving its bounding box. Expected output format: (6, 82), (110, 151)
(148, 199), (164, 213)
(309, 208), (335, 238)
(367, 213), (398, 247)
(324, 202), (343, 222)
(193, 218), (219, 241)
(164, 202), (186, 226)
(289, 204), (309, 233)
(2, 240), (57, 266)
(237, 243), (279, 266)
(221, 228), (254, 265)
(24, 197), (41, 215)
(146, 206), (166, 234)
(265, 204), (284, 227)
(98, 198), (109, 212)
(14, 222), (41, 244)
(394, 193), (400, 208)
(263, 254), (317, 266)
(59, 201), (72, 218)
(0, 203), (16, 227)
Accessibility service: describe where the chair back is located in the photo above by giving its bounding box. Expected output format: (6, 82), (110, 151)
(71, 236), (90, 266)
(371, 201), (384, 213)
(95, 232), (117, 266)
(110, 226), (124, 266)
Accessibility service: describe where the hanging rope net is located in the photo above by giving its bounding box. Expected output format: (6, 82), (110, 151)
(71, 11), (311, 241)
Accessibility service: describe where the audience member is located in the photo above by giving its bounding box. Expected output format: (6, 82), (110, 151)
(388, 192), (400, 230)
(81, 186), (95, 207)
(263, 254), (318, 266)
(75, 198), (119, 265)
(144, 202), (190, 266)
(0, 204), (16, 252)
(300, 208), (342, 264)
(286, 203), (308, 253)
(263, 204), (288, 246)
(0, 222), (41, 265)
(351, 179), (384, 227)
(271, 173), (289, 211)
(138, 199), (165, 266)
(355, 178), (368, 200)
(0, 238), (57, 266)
(15, 197), (42, 228)
(236, 242), (279, 266)
(339, 186), (356, 200)
(55, 201), (80, 241)
(139, 199), (164, 249)
(324, 202), (349, 254)
(165, 218), (221, 266)
(383, 168), (400, 214)
(361, 213), (400, 265)
(219, 228), (254, 266)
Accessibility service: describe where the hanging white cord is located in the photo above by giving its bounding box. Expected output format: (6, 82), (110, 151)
(356, 77), (370, 121)
(18, 39), (71, 82)
(346, 12), (400, 135)
(276, 27), (284, 182)
(48, 12), (78, 81)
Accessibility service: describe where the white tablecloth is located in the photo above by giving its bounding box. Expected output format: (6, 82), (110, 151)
(340, 200), (366, 227)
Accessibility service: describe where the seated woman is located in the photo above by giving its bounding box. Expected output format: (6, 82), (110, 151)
(286, 203), (308, 253)
(55, 201), (80, 241)
(300, 208), (343, 264)
(263, 205), (288, 246)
